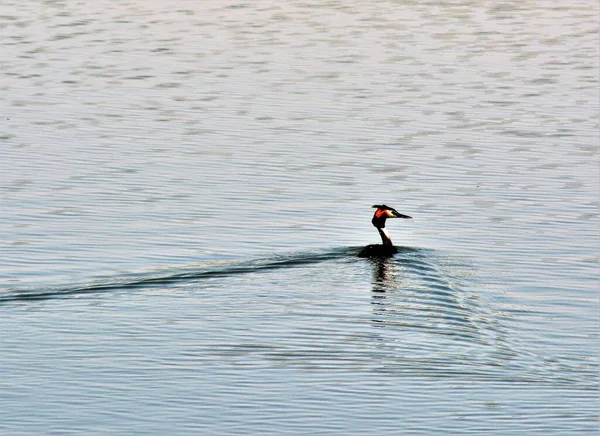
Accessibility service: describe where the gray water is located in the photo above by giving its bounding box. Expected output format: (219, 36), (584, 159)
(1, 1), (598, 434)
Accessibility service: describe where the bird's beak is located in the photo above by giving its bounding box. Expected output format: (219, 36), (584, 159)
(390, 210), (412, 219)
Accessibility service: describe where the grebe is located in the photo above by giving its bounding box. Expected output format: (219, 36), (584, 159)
(358, 204), (412, 258)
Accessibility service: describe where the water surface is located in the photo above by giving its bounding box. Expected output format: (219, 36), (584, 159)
(1, 1), (598, 434)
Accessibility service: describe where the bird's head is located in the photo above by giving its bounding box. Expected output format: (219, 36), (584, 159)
(371, 204), (412, 228)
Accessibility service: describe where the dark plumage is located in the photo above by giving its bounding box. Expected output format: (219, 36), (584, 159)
(358, 243), (398, 258)
(358, 204), (412, 258)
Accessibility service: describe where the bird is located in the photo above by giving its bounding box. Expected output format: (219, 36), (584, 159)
(358, 204), (412, 258)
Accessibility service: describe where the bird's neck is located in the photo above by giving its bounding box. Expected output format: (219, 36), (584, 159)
(377, 227), (393, 246)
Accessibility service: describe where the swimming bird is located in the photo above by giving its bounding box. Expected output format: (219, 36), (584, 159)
(358, 204), (412, 258)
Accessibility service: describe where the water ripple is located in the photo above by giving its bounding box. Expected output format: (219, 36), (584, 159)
(0, 248), (353, 303)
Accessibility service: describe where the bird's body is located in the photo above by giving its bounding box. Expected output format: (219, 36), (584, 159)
(357, 243), (398, 258)
(358, 204), (412, 258)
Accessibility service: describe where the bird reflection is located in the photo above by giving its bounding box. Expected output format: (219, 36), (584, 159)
(371, 257), (395, 292)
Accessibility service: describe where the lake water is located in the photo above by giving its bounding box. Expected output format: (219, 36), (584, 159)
(1, 1), (598, 434)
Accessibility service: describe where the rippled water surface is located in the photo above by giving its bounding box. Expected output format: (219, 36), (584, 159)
(1, 1), (598, 434)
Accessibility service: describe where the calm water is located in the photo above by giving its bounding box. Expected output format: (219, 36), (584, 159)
(1, 1), (598, 434)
